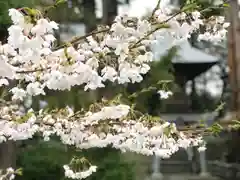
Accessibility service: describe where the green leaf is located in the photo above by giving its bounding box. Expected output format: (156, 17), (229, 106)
(22, 7), (36, 16)
(231, 124), (240, 130)
(214, 102), (225, 112)
(222, 3), (229, 7)
(15, 168), (23, 176)
(56, 0), (67, 6)
(151, 116), (161, 122)
(232, 120), (240, 124)
(181, 3), (198, 12)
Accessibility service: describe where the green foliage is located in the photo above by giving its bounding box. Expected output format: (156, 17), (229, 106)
(180, 0), (228, 17)
(207, 122), (223, 136)
(0, 0), (40, 25)
(81, 148), (134, 180)
(55, 0), (67, 6)
(16, 140), (135, 180)
(16, 140), (69, 180)
(231, 120), (240, 130)
(15, 168), (23, 176)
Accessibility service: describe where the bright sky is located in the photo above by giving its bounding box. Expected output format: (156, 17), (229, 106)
(121, 0), (157, 16)
(96, 0), (157, 18)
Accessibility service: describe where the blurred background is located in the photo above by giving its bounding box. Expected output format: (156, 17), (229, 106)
(0, 0), (240, 180)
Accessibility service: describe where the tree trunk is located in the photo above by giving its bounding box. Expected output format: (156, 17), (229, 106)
(0, 25), (16, 170)
(102, 0), (118, 25)
(0, 141), (17, 169)
(228, 0), (240, 115)
(82, 0), (97, 33)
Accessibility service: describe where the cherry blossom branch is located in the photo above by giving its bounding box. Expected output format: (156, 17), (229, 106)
(130, 23), (169, 49)
(55, 28), (110, 50)
(131, 10), (187, 49)
(57, 2), (190, 51)
(16, 67), (50, 74)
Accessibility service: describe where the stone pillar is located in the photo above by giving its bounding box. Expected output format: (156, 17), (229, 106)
(151, 155), (163, 180)
(187, 147), (193, 161)
(199, 150), (209, 177)
(186, 147), (194, 173)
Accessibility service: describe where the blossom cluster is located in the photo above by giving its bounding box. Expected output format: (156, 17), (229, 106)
(63, 165), (97, 179)
(198, 16), (230, 44)
(0, 167), (15, 180)
(0, 101), (204, 158)
(158, 90), (173, 99)
(0, 100), (204, 179)
(0, 2), (228, 101)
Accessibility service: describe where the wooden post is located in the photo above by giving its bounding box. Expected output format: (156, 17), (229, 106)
(234, 1), (240, 118)
(228, 0), (239, 117)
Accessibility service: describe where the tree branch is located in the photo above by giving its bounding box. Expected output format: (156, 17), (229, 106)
(54, 28), (110, 50)
(150, 0), (161, 19)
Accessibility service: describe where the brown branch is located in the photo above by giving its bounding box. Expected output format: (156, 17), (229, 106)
(55, 28), (110, 50)
(150, 0), (161, 19)
(56, 5), (183, 51)
(16, 67), (50, 74)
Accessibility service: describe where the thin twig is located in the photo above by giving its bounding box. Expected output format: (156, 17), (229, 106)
(130, 10), (182, 49)
(150, 0), (161, 19)
(16, 67), (50, 74)
(55, 28), (110, 50)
